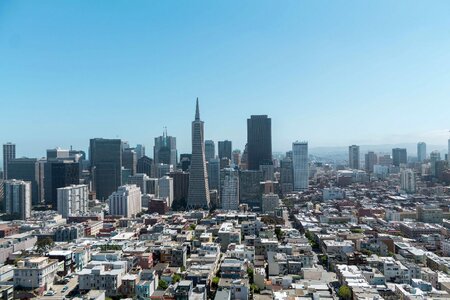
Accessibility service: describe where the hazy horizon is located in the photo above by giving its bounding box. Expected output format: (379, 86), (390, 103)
(1, 1), (450, 157)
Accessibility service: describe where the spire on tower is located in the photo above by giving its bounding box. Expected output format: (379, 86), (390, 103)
(195, 97), (200, 121)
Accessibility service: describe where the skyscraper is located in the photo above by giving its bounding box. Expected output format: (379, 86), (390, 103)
(136, 156), (153, 177)
(207, 158), (220, 191)
(430, 150), (441, 177)
(417, 142), (427, 163)
(280, 157), (294, 195)
(448, 139), (450, 164)
(3, 179), (31, 220)
(392, 148), (407, 166)
(2, 143), (16, 180)
(44, 161), (80, 208)
(89, 138), (122, 200)
(247, 115), (272, 170)
(158, 175), (174, 208)
(186, 99), (210, 210)
(293, 142), (309, 191)
(348, 145), (360, 170)
(364, 151), (378, 173)
(154, 129), (177, 166)
(220, 168), (239, 211)
(135, 144), (146, 159)
(7, 158), (39, 205)
(122, 148), (137, 175)
(218, 140), (232, 160)
(205, 140), (215, 162)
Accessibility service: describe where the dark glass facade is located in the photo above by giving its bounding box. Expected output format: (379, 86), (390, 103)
(247, 115), (272, 170)
(89, 138), (122, 200)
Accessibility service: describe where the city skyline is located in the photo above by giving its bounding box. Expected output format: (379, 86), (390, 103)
(2, 1), (450, 157)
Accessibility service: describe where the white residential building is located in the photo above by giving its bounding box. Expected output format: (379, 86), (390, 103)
(400, 169), (416, 193)
(158, 176), (173, 208)
(14, 257), (58, 290)
(4, 179), (31, 220)
(108, 185), (142, 218)
(57, 184), (89, 218)
(292, 141), (308, 191)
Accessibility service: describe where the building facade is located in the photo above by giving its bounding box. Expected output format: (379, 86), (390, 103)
(90, 138), (122, 200)
(108, 185), (142, 218)
(4, 180), (31, 220)
(57, 184), (89, 218)
(247, 115), (272, 170)
(186, 99), (210, 210)
(293, 141), (309, 191)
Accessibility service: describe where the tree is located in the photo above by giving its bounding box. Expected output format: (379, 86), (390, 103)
(247, 267), (254, 284)
(158, 279), (168, 290)
(211, 277), (220, 288)
(189, 224), (196, 231)
(36, 237), (54, 253)
(338, 285), (351, 300)
(173, 273), (182, 283)
(250, 283), (260, 294)
(275, 228), (283, 241)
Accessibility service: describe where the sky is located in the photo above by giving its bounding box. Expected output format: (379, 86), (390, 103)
(1, 0), (450, 158)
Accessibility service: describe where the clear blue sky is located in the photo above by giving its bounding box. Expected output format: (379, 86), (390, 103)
(1, 0), (450, 158)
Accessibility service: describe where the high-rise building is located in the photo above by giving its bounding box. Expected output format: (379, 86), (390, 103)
(239, 170), (263, 209)
(186, 99), (210, 210)
(448, 139), (450, 164)
(232, 150), (241, 167)
(205, 140), (215, 162)
(108, 184), (142, 218)
(154, 130), (177, 166)
(259, 163), (274, 181)
(136, 156), (153, 177)
(122, 148), (137, 175)
(280, 157), (293, 195)
(417, 142), (427, 163)
(7, 158), (40, 205)
(155, 163), (172, 178)
(57, 184), (89, 218)
(218, 140), (232, 160)
(207, 158), (220, 191)
(89, 138), (122, 200)
(348, 145), (360, 170)
(400, 169), (416, 194)
(220, 168), (239, 211)
(430, 150), (441, 177)
(135, 144), (146, 159)
(392, 148), (407, 166)
(179, 154), (192, 172)
(378, 154), (393, 166)
(293, 141), (309, 191)
(3, 179), (31, 220)
(47, 148), (69, 159)
(169, 171), (190, 210)
(128, 173), (151, 194)
(158, 176), (174, 208)
(364, 151), (378, 173)
(247, 115), (272, 170)
(44, 161), (80, 208)
(2, 143), (16, 180)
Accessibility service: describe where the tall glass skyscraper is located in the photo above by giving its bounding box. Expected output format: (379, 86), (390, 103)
(293, 141), (309, 191)
(154, 129), (177, 166)
(417, 142), (427, 163)
(247, 115), (272, 170)
(90, 138), (122, 200)
(186, 99), (210, 210)
(2, 143), (16, 180)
